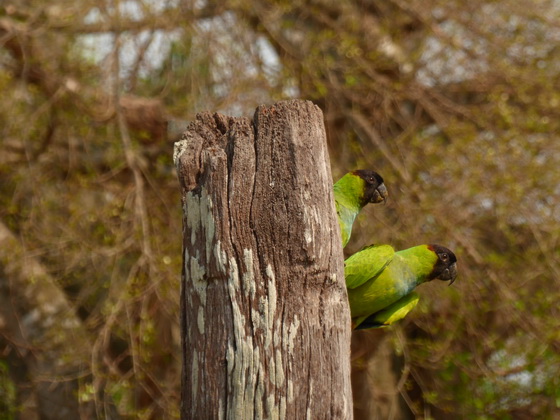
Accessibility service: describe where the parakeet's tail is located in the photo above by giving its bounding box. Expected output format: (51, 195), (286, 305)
(351, 315), (372, 330)
(353, 318), (388, 330)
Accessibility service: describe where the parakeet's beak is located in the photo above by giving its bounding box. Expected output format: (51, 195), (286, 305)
(372, 183), (388, 204)
(448, 263), (458, 286)
(437, 262), (457, 285)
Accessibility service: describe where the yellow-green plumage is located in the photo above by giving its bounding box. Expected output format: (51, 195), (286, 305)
(346, 244), (456, 329)
(334, 190), (362, 248)
(333, 170), (387, 247)
(356, 292), (419, 329)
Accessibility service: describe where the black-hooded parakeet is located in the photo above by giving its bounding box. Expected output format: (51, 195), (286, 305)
(345, 244), (457, 329)
(334, 170), (388, 247)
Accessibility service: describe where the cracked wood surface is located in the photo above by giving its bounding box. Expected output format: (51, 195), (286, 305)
(174, 99), (353, 419)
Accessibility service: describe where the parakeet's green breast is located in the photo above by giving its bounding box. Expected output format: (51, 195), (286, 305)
(335, 201), (359, 247)
(334, 173), (367, 247)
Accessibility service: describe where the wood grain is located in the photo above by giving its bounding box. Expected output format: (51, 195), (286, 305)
(175, 99), (352, 419)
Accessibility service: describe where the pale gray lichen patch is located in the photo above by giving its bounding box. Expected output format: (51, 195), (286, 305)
(249, 350), (261, 413)
(263, 265), (277, 349)
(251, 308), (262, 331)
(286, 315), (300, 355)
(225, 255), (263, 420)
(242, 249), (256, 298)
(302, 198), (322, 249)
(268, 353), (276, 391)
(223, 250), (291, 419)
(274, 349), (285, 387)
(218, 400), (224, 420)
(265, 394), (278, 420)
(279, 393), (287, 419)
(185, 189), (215, 262)
(187, 251), (207, 307)
(228, 256), (241, 290)
(306, 381), (314, 420)
(214, 240), (227, 272)
(287, 379), (294, 402)
(197, 307), (205, 334)
(254, 370), (264, 419)
(173, 138), (189, 168)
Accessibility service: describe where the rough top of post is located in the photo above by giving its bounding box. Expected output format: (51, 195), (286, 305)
(173, 100), (325, 194)
(173, 100), (322, 167)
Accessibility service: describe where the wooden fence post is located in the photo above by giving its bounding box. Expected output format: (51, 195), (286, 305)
(174, 99), (352, 419)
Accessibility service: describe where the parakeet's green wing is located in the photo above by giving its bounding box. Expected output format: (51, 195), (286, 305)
(345, 244), (394, 289)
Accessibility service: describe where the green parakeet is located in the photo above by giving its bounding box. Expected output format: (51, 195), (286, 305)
(334, 170), (388, 247)
(345, 244), (457, 329)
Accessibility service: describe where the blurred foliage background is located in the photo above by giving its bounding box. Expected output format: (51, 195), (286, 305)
(1, 0), (559, 419)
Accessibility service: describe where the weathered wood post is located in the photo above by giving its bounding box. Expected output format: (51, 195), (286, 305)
(174, 99), (353, 419)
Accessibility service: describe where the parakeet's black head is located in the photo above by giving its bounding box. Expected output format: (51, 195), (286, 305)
(353, 169), (388, 205)
(427, 244), (458, 285)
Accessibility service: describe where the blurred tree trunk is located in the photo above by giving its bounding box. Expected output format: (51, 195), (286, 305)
(351, 330), (415, 420)
(174, 100), (353, 419)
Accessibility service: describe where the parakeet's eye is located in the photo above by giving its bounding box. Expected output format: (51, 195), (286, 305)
(440, 253), (449, 262)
